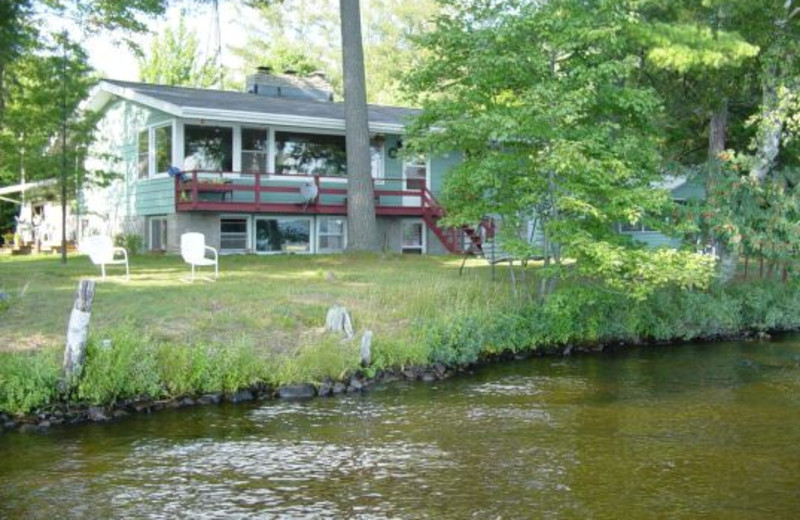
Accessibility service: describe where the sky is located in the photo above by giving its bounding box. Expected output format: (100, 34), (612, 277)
(48, 1), (253, 82)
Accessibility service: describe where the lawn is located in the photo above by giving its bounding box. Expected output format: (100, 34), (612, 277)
(0, 252), (514, 360)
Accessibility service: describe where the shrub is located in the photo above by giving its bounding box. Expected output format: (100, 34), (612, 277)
(77, 329), (162, 405)
(0, 349), (60, 415)
(114, 233), (143, 255)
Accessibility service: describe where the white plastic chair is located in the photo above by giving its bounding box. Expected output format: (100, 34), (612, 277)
(181, 232), (218, 282)
(81, 236), (129, 281)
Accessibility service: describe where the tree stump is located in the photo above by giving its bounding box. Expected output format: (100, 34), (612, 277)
(360, 330), (373, 366)
(62, 279), (96, 388)
(325, 304), (354, 339)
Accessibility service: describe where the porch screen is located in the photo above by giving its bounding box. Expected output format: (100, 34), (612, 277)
(241, 128), (268, 173)
(275, 132), (384, 178)
(184, 125), (233, 171)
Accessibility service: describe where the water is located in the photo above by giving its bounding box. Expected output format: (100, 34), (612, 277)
(2, 337), (800, 519)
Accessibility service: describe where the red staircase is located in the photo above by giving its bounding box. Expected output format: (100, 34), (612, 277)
(420, 188), (484, 254)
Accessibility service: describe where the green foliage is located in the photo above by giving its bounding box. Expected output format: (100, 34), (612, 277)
(273, 336), (359, 385)
(424, 280), (800, 366)
(138, 17), (220, 88)
(77, 329), (162, 405)
(234, 0), (439, 104)
(0, 349), (60, 415)
(678, 153), (800, 265)
(113, 233), (143, 255)
(157, 340), (268, 395)
(405, 0), (713, 296)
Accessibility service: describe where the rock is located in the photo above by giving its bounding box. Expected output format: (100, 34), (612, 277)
(278, 384), (316, 399)
(332, 382), (347, 394)
(348, 375), (364, 392)
(3, 420), (18, 430)
(87, 406), (109, 422)
(198, 393), (222, 405)
(130, 401), (154, 413)
(227, 389), (254, 403)
(421, 372), (437, 382)
(37, 420), (51, 429)
(112, 410), (129, 419)
(360, 330), (373, 366)
(433, 363), (447, 377)
(563, 345), (573, 356)
(49, 417), (65, 426)
(318, 380), (333, 397)
(180, 397), (196, 407)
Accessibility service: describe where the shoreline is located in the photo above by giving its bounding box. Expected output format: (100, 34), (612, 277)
(0, 326), (788, 434)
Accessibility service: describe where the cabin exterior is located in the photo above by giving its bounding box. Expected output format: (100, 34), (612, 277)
(80, 70), (465, 256)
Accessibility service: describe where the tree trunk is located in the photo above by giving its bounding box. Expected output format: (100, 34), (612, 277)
(708, 99), (738, 282)
(340, 0), (379, 251)
(750, 62), (784, 182)
(60, 33), (68, 265)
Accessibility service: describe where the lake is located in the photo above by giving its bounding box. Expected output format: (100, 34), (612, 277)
(2, 337), (799, 519)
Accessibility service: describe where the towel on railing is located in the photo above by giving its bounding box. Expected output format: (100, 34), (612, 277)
(167, 166), (186, 182)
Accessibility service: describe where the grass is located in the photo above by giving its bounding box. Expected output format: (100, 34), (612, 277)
(0, 253), (518, 412)
(0, 253), (513, 353)
(3, 252), (798, 415)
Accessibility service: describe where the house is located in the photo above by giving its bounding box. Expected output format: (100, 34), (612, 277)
(78, 68), (466, 255)
(0, 179), (78, 253)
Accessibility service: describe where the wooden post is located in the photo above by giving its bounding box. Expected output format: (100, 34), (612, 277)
(191, 170), (199, 209)
(255, 171), (261, 209)
(62, 279), (96, 388)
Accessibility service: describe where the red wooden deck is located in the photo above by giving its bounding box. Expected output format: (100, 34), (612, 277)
(174, 170), (472, 253)
(174, 171), (437, 216)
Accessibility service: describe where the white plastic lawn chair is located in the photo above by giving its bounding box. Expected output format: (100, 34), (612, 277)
(181, 232), (218, 282)
(81, 236), (129, 281)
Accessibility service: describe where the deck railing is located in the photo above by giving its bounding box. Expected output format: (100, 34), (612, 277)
(174, 170), (437, 216)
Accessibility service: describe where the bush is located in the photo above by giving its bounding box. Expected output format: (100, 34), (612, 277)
(0, 350), (60, 415)
(158, 340), (269, 395)
(424, 280), (800, 366)
(77, 329), (162, 405)
(114, 233), (143, 255)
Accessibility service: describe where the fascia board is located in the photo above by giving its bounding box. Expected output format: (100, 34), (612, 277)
(96, 81), (184, 117)
(181, 107), (407, 134)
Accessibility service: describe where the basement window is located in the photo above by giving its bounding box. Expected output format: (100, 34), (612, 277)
(148, 216), (167, 251)
(317, 217), (346, 252)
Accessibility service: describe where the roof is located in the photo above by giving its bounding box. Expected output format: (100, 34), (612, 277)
(88, 80), (421, 133)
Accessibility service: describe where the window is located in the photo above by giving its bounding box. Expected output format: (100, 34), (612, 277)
(220, 217), (249, 252)
(149, 217), (167, 251)
(255, 217), (311, 253)
(138, 124), (173, 178)
(154, 125), (172, 174)
(241, 127), (268, 173)
(401, 220), (425, 254)
(137, 130), (149, 179)
(318, 217), (346, 252)
(275, 131), (384, 178)
(404, 157), (427, 190)
(371, 141), (384, 181)
(184, 125), (233, 171)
